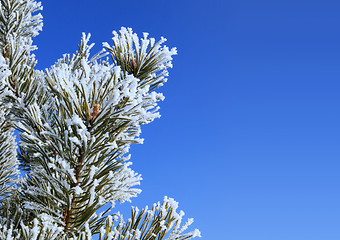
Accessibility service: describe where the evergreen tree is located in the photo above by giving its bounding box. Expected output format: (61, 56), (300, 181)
(0, 1), (201, 239)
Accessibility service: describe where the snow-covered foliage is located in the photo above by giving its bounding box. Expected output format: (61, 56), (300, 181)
(0, 0), (43, 102)
(0, 108), (19, 198)
(106, 197), (201, 240)
(0, 0), (200, 239)
(0, 217), (65, 240)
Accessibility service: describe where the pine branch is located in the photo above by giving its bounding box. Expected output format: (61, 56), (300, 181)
(0, 0), (45, 236)
(0, 1), (200, 238)
(96, 197), (201, 240)
(16, 30), (182, 238)
(103, 27), (177, 91)
(0, 0), (43, 102)
(0, 108), (18, 198)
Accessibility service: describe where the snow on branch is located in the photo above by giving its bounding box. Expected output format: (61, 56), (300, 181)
(97, 197), (201, 240)
(0, 108), (19, 198)
(19, 32), (171, 235)
(103, 27), (177, 91)
(0, 1), (200, 236)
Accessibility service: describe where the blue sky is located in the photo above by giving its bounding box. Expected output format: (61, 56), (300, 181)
(33, 0), (340, 239)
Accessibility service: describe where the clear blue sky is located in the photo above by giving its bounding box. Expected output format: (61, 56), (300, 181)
(33, 0), (340, 239)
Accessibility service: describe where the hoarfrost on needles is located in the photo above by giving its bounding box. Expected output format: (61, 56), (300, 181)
(0, 0), (199, 237)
